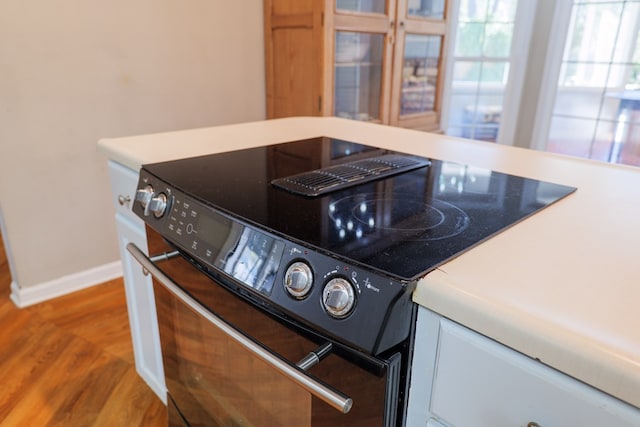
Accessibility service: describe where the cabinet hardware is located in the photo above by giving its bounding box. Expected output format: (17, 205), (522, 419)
(118, 194), (131, 206)
(149, 250), (180, 264)
(297, 342), (333, 371)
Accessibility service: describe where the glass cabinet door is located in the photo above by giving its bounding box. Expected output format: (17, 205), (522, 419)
(336, 0), (387, 14)
(400, 34), (442, 116)
(330, 0), (447, 129)
(407, 0), (445, 19)
(390, 0), (447, 130)
(334, 31), (385, 121)
(332, 0), (393, 123)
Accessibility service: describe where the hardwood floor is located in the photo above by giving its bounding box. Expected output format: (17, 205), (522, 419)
(0, 232), (167, 426)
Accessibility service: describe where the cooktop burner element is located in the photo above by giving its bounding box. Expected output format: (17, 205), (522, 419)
(328, 194), (470, 238)
(141, 137), (577, 281)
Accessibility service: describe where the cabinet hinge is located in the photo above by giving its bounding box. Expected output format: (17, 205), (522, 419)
(318, 95), (322, 113)
(321, 12), (324, 26)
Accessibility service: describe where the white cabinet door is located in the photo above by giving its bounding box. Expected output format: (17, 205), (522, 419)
(407, 307), (640, 427)
(115, 214), (166, 402)
(108, 161), (166, 403)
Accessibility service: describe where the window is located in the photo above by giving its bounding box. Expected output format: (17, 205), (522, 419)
(545, 0), (640, 165)
(443, 0), (522, 142)
(442, 1), (640, 168)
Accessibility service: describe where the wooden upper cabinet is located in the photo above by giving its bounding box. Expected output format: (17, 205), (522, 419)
(264, 0), (448, 132)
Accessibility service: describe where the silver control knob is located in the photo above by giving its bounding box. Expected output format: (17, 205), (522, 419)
(135, 185), (154, 209)
(284, 261), (313, 299)
(322, 278), (355, 318)
(148, 193), (168, 218)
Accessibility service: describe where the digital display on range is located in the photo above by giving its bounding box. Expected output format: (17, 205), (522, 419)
(196, 210), (235, 253)
(196, 210), (284, 296)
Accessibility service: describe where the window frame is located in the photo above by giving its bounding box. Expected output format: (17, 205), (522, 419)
(440, 0), (536, 146)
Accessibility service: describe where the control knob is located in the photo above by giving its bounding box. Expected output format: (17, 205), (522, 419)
(148, 193), (168, 218)
(284, 261), (313, 299)
(135, 185), (154, 209)
(322, 278), (355, 318)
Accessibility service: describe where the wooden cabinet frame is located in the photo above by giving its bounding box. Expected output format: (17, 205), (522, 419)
(264, 0), (448, 132)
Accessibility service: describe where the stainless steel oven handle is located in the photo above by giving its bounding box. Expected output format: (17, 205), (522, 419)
(126, 243), (353, 414)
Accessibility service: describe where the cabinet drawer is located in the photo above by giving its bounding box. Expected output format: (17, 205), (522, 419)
(430, 319), (639, 427)
(107, 160), (142, 224)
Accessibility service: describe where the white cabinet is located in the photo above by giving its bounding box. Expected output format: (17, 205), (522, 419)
(407, 307), (640, 427)
(107, 161), (166, 403)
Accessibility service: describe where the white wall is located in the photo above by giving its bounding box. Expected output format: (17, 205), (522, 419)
(0, 1), (266, 295)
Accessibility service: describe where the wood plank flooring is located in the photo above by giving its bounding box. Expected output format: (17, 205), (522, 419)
(0, 232), (167, 426)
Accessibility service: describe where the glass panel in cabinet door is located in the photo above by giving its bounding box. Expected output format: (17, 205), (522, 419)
(336, 0), (386, 14)
(400, 34), (442, 116)
(334, 32), (384, 121)
(407, 0), (445, 19)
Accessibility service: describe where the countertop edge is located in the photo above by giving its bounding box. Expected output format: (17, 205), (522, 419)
(413, 268), (640, 409)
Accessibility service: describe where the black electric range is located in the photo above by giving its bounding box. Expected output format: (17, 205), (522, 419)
(141, 137), (575, 280)
(135, 136), (575, 355)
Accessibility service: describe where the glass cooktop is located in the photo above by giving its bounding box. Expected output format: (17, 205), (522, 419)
(142, 137), (576, 281)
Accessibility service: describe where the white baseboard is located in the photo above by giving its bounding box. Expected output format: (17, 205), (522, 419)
(137, 364), (168, 405)
(10, 261), (123, 308)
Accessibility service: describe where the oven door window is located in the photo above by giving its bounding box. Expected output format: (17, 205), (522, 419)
(159, 283), (313, 425)
(150, 242), (399, 427)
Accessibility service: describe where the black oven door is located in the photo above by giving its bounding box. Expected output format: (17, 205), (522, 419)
(127, 229), (405, 427)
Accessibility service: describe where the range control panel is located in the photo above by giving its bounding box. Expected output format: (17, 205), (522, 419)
(132, 169), (415, 355)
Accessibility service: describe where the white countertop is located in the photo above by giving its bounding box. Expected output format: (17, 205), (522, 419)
(99, 116), (640, 408)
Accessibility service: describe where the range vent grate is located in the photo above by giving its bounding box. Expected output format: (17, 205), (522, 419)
(272, 154), (430, 197)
